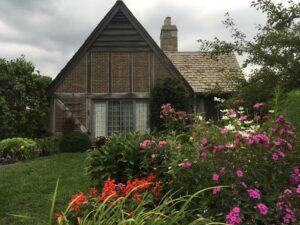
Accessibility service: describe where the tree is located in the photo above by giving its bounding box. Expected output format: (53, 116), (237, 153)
(0, 56), (52, 139)
(199, 0), (300, 107)
(149, 77), (187, 131)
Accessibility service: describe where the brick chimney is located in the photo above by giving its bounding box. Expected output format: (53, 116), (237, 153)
(160, 17), (178, 51)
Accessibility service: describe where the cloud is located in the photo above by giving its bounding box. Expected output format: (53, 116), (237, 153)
(0, 0), (291, 78)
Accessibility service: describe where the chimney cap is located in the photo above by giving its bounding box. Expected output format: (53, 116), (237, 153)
(164, 17), (172, 26)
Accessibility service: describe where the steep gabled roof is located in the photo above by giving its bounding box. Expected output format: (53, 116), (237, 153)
(47, 0), (193, 95)
(165, 51), (243, 93)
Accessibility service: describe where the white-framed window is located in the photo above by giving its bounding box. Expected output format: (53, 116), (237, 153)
(93, 100), (149, 137)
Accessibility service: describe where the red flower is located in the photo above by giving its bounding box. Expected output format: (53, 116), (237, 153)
(70, 192), (89, 211)
(55, 213), (63, 220)
(99, 178), (117, 201)
(90, 187), (98, 197)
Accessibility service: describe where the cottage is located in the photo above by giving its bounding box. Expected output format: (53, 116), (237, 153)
(47, 0), (241, 139)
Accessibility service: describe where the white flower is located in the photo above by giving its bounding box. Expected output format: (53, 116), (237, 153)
(229, 113), (237, 118)
(239, 131), (250, 138)
(238, 106), (244, 111)
(196, 115), (203, 121)
(222, 116), (230, 120)
(220, 109), (228, 113)
(269, 110), (275, 113)
(237, 121), (242, 126)
(225, 124), (235, 131)
(214, 97), (225, 103)
(244, 120), (253, 125)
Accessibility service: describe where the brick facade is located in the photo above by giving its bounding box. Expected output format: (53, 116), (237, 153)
(111, 53), (130, 92)
(91, 52), (109, 93)
(57, 55), (87, 93)
(132, 52), (150, 92)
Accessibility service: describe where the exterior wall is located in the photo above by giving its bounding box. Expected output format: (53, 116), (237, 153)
(111, 53), (130, 92)
(91, 52), (109, 93)
(132, 52), (150, 92)
(154, 57), (172, 80)
(196, 96), (205, 114)
(57, 55), (87, 93)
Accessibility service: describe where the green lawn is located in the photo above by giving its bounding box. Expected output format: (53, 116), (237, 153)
(0, 153), (91, 225)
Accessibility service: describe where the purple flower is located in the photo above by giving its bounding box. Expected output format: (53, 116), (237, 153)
(272, 153), (279, 161)
(200, 151), (208, 159)
(200, 137), (208, 147)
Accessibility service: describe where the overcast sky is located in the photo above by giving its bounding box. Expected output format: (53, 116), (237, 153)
(0, 0), (294, 78)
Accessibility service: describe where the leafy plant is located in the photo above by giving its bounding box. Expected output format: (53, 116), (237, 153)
(0, 137), (40, 162)
(59, 131), (91, 153)
(86, 132), (153, 185)
(35, 137), (59, 156)
(149, 77), (188, 131)
(0, 56), (52, 139)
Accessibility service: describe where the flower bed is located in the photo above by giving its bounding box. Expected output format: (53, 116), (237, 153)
(61, 102), (299, 224)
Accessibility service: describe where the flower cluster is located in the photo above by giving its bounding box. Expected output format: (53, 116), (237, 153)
(226, 207), (242, 225)
(59, 175), (163, 223)
(139, 140), (167, 149)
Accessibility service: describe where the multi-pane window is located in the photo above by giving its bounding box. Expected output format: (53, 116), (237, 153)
(94, 100), (148, 137)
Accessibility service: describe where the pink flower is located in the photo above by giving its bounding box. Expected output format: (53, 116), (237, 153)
(236, 170), (243, 178)
(158, 141), (167, 147)
(213, 186), (222, 195)
(226, 207), (242, 225)
(296, 185), (300, 194)
(279, 151), (285, 158)
(151, 153), (156, 159)
(219, 167), (225, 174)
(247, 188), (261, 199)
(139, 140), (152, 148)
(272, 153), (279, 161)
(212, 173), (219, 182)
(254, 203), (268, 215)
(273, 140), (282, 147)
(283, 189), (292, 196)
(200, 137), (208, 147)
(241, 182), (247, 188)
(253, 103), (263, 109)
(221, 128), (228, 136)
(200, 151), (208, 159)
(182, 161), (192, 169)
(239, 115), (248, 121)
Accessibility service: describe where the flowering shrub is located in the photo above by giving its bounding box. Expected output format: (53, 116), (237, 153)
(159, 103), (191, 133)
(0, 137), (40, 163)
(85, 101), (299, 224)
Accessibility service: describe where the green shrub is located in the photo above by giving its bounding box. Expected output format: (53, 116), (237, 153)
(283, 88), (300, 133)
(149, 77), (187, 131)
(0, 137), (40, 162)
(87, 132), (155, 185)
(35, 137), (59, 156)
(59, 131), (91, 153)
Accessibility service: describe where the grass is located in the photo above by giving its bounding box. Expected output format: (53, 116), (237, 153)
(0, 153), (91, 225)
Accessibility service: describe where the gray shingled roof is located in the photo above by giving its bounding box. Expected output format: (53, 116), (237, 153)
(165, 51), (243, 93)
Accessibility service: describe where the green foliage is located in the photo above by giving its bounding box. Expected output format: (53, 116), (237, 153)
(199, 0), (300, 106)
(0, 56), (52, 139)
(282, 88), (300, 133)
(35, 137), (59, 156)
(59, 131), (91, 153)
(86, 132), (153, 185)
(149, 77), (187, 131)
(0, 137), (40, 162)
